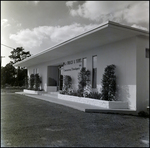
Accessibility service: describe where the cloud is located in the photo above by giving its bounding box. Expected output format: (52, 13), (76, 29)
(9, 27), (47, 49)
(9, 23), (99, 49)
(66, 1), (149, 28)
(2, 19), (8, 25)
(50, 23), (99, 43)
(123, 2), (149, 24)
(1, 19), (11, 28)
(66, 1), (77, 7)
(25, 1), (40, 5)
(67, 1), (134, 20)
(17, 23), (22, 27)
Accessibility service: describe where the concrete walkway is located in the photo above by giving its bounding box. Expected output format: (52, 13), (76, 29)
(15, 92), (136, 115)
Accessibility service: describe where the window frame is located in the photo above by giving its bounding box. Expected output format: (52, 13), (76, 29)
(82, 57), (87, 69)
(92, 55), (97, 88)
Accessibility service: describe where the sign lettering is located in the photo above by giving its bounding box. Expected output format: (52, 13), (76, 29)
(63, 58), (82, 71)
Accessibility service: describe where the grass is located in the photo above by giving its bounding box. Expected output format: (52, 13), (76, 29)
(1, 93), (149, 147)
(1, 87), (25, 93)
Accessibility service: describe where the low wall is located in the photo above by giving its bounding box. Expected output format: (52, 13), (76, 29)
(58, 94), (129, 109)
(23, 89), (41, 95)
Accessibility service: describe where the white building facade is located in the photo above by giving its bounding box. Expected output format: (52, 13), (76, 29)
(14, 21), (149, 113)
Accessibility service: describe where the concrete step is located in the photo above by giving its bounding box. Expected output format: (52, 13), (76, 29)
(41, 92), (59, 98)
(48, 92), (59, 95)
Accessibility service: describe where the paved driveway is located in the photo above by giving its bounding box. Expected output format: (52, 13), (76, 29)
(1, 93), (149, 147)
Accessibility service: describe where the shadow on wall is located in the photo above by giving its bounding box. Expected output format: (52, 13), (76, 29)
(116, 85), (130, 102)
(48, 77), (57, 86)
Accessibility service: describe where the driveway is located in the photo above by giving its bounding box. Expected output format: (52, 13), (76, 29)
(1, 93), (149, 147)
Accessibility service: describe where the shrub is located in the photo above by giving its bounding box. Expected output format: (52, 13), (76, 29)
(77, 67), (90, 97)
(85, 91), (101, 99)
(29, 74), (35, 90)
(59, 89), (65, 94)
(63, 75), (72, 87)
(138, 111), (149, 118)
(61, 75), (72, 94)
(101, 64), (116, 101)
(69, 90), (78, 96)
(28, 74), (42, 90)
(25, 76), (29, 89)
(34, 74), (42, 90)
(83, 83), (92, 97)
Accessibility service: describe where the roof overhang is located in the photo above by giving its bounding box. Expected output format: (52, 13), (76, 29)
(14, 21), (149, 67)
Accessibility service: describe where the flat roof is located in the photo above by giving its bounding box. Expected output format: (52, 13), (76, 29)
(14, 21), (149, 67)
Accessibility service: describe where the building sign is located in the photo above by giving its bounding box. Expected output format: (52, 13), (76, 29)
(63, 58), (82, 72)
(63, 58), (82, 65)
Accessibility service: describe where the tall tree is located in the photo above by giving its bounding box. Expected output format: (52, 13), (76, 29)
(9, 47), (31, 86)
(9, 47), (31, 64)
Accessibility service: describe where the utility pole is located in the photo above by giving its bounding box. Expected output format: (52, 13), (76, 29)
(1, 43), (14, 67)
(1, 56), (5, 67)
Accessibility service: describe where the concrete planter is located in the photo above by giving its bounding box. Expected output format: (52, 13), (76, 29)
(109, 101), (129, 109)
(23, 89), (43, 95)
(58, 94), (129, 109)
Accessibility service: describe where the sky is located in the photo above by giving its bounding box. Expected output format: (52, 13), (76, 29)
(1, 1), (149, 66)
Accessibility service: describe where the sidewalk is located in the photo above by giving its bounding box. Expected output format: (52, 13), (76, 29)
(15, 92), (136, 115)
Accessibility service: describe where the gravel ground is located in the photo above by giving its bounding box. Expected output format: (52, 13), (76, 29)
(1, 93), (149, 147)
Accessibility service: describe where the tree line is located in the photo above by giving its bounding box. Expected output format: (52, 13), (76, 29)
(1, 47), (31, 88)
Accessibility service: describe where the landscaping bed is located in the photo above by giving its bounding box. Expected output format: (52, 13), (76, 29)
(58, 94), (129, 109)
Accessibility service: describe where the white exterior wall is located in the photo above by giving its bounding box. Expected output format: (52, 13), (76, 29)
(27, 37), (137, 110)
(97, 37), (137, 110)
(28, 63), (47, 91)
(136, 36), (149, 112)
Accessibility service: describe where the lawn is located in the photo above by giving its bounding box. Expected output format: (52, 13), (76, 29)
(1, 93), (149, 147)
(1, 87), (24, 93)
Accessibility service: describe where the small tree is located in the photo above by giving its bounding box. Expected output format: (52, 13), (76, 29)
(77, 67), (90, 97)
(9, 47), (31, 87)
(30, 74), (35, 90)
(34, 74), (41, 90)
(62, 75), (72, 94)
(101, 64), (116, 101)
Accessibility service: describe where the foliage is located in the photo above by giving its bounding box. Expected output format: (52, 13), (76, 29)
(83, 83), (92, 97)
(61, 75), (72, 94)
(25, 76), (29, 89)
(34, 74), (42, 90)
(138, 111), (149, 118)
(63, 75), (72, 87)
(85, 91), (101, 99)
(16, 67), (27, 86)
(101, 64), (117, 101)
(59, 90), (65, 94)
(1, 47), (31, 88)
(29, 74), (35, 90)
(69, 90), (78, 96)
(28, 74), (42, 90)
(9, 47), (31, 86)
(9, 47), (31, 64)
(77, 67), (90, 97)
(1, 63), (28, 87)
(1, 63), (16, 87)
